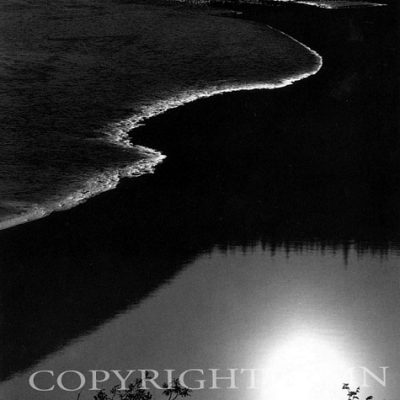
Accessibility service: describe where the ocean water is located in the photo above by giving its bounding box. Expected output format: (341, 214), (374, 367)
(0, 0), (321, 230)
(295, 1), (386, 9)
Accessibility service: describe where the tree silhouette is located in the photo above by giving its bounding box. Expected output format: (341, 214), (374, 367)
(89, 373), (192, 400)
(162, 379), (192, 400)
(342, 383), (374, 400)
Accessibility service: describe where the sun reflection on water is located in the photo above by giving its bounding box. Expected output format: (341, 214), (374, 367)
(258, 330), (353, 400)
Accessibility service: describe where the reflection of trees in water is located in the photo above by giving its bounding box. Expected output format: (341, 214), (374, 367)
(0, 0), (398, 384)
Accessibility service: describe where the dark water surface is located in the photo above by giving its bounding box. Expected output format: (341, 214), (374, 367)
(0, 1), (398, 400)
(0, 0), (320, 230)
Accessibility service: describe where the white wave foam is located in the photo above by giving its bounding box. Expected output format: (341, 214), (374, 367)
(0, 146), (165, 231)
(0, 28), (322, 233)
(104, 27), (323, 151)
(296, 0), (386, 8)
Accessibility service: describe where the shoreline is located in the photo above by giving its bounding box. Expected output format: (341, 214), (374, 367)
(2, 0), (397, 236)
(0, 1), (321, 235)
(1, 0), (395, 244)
(0, 0), (399, 382)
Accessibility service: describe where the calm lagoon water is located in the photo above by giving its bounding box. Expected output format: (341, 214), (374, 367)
(1, 244), (399, 400)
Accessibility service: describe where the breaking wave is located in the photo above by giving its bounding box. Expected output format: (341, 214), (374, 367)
(105, 27), (323, 155)
(0, 146), (165, 231)
(0, 1), (322, 232)
(295, 0), (386, 8)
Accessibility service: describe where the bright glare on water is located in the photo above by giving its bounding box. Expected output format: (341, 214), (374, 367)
(1, 244), (399, 400)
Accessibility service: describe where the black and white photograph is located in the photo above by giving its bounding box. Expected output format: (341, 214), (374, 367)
(0, 0), (398, 399)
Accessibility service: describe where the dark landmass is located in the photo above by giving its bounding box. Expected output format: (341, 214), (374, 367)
(0, 0), (398, 382)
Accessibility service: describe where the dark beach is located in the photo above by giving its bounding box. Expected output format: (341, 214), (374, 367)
(0, 0), (399, 385)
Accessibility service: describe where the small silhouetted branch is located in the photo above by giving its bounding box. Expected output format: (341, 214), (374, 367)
(342, 383), (374, 400)
(85, 374), (192, 400)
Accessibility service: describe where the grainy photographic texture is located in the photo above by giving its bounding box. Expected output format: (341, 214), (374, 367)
(0, 1), (398, 399)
